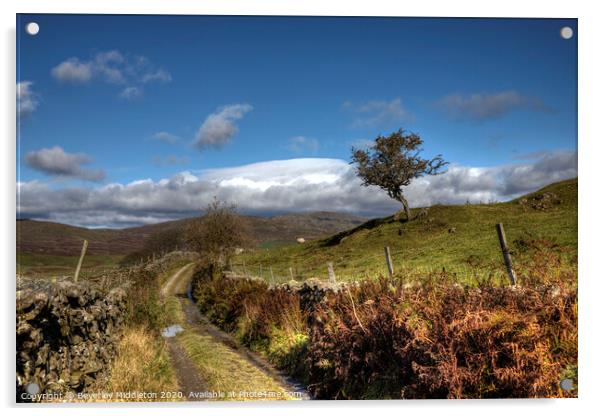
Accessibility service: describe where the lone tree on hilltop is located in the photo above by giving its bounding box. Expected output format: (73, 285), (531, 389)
(186, 199), (252, 270)
(351, 129), (448, 221)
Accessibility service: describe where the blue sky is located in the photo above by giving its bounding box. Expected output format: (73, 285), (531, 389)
(16, 15), (578, 227)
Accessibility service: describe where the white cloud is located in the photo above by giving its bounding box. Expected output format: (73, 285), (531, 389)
(25, 146), (105, 182)
(436, 91), (551, 121)
(152, 155), (189, 167)
(344, 98), (413, 128)
(94, 50), (127, 84)
(51, 58), (93, 84)
(119, 86), (143, 100)
(152, 131), (180, 144)
(51, 50), (171, 98)
(17, 151), (576, 228)
(287, 136), (320, 153)
(94, 50), (125, 65)
(142, 69), (172, 83)
(193, 104), (253, 150)
(17, 81), (39, 118)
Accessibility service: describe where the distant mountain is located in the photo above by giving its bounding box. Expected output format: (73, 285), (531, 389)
(16, 212), (367, 257)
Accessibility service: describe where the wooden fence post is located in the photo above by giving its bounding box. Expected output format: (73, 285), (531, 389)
(327, 262), (337, 285)
(289, 267), (294, 281)
(74, 240), (88, 282)
(384, 246), (394, 278)
(495, 223), (517, 286)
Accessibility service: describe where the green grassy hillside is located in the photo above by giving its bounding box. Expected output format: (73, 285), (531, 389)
(234, 178), (577, 284)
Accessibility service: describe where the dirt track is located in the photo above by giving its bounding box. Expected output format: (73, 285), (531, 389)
(161, 262), (195, 297)
(161, 263), (309, 401)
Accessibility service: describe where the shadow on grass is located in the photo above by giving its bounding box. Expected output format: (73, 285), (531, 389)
(318, 215), (400, 247)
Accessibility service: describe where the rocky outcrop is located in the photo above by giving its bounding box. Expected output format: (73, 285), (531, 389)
(16, 279), (127, 401)
(519, 192), (561, 211)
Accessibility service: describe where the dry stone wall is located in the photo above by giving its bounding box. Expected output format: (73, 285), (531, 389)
(16, 279), (127, 402)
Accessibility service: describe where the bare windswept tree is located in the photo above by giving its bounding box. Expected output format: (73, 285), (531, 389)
(351, 129), (448, 221)
(186, 199), (252, 269)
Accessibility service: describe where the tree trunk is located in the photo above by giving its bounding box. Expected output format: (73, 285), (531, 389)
(394, 196), (411, 222)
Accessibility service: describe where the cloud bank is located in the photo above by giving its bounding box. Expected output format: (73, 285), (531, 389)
(18, 150), (576, 228)
(25, 146), (106, 182)
(193, 104), (253, 150)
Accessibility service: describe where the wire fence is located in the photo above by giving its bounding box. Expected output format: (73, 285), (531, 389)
(228, 247), (511, 286)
